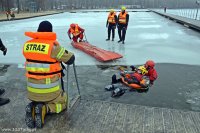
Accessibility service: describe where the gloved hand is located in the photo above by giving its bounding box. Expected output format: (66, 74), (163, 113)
(147, 80), (153, 87)
(125, 25), (128, 30)
(130, 65), (136, 71)
(123, 27), (127, 30)
(106, 24), (108, 28)
(149, 81), (154, 87)
(124, 77), (129, 82)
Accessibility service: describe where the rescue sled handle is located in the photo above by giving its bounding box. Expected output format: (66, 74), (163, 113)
(66, 62), (81, 109)
(66, 63), (81, 96)
(72, 62), (81, 96)
(66, 64), (69, 109)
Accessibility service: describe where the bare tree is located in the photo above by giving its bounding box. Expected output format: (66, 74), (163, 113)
(0, 0), (199, 12)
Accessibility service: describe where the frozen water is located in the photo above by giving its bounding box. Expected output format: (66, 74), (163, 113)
(0, 11), (200, 66)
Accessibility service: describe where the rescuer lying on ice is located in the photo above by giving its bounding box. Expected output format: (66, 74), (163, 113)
(23, 21), (75, 128)
(68, 23), (85, 42)
(105, 60), (158, 97)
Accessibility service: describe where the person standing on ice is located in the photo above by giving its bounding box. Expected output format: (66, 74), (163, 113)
(68, 23), (85, 42)
(0, 38), (10, 106)
(117, 6), (129, 44)
(23, 21), (75, 128)
(0, 38), (7, 56)
(106, 9), (118, 41)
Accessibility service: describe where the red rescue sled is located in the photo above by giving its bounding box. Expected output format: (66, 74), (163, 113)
(71, 41), (123, 62)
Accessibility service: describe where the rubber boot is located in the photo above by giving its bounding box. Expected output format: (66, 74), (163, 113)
(105, 85), (114, 91)
(0, 89), (5, 95)
(112, 74), (118, 84)
(111, 88), (125, 97)
(112, 38), (114, 41)
(25, 102), (35, 128)
(0, 98), (10, 106)
(118, 40), (122, 43)
(35, 103), (47, 128)
(106, 38), (110, 41)
(122, 41), (125, 44)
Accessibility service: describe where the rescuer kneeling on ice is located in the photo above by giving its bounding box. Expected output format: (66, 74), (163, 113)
(23, 21), (75, 128)
(68, 23), (85, 42)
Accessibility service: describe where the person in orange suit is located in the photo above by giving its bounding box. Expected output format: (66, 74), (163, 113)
(68, 24), (85, 42)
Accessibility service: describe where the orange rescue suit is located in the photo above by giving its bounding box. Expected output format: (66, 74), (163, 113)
(70, 24), (81, 36)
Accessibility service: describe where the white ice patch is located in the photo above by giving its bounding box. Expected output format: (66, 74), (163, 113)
(138, 18), (154, 20)
(138, 33), (169, 40)
(136, 21), (157, 23)
(131, 25), (161, 29)
(0, 20), (42, 32)
(18, 64), (25, 68)
(175, 30), (185, 35)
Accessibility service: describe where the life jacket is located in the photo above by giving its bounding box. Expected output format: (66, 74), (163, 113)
(118, 12), (128, 24)
(70, 24), (81, 36)
(125, 72), (143, 82)
(23, 32), (62, 94)
(108, 12), (116, 24)
(122, 72), (148, 89)
(130, 73), (143, 82)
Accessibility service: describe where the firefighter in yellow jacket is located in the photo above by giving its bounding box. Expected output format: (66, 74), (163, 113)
(23, 21), (75, 128)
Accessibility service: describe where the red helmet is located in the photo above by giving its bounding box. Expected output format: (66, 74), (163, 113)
(145, 60), (155, 68)
(70, 23), (76, 28)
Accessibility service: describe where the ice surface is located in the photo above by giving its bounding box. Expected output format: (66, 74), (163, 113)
(0, 11), (200, 66)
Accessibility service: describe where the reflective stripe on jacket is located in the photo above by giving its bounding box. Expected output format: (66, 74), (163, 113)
(108, 12), (116, 24)
(118, 12), (128, 24)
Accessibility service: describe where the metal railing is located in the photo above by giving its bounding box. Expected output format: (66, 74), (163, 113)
(154, 8), (200, 20)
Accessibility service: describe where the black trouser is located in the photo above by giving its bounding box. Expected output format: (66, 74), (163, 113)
(112, 74), (122, 84)
(118, 25), (127, 41)
(107, 24), (116, 39)
(0, 39), (6, 51)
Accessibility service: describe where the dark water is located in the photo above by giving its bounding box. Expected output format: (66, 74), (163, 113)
(74, 64), (200, 112)
(0, 63), (200, 112)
